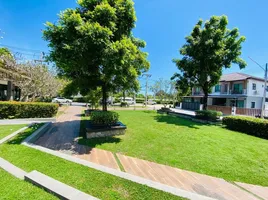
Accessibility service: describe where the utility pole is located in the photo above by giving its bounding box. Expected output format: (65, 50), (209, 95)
(261, 64), (268, 118)
(249, 57), (267, 118)
(142, 74), (152, 107)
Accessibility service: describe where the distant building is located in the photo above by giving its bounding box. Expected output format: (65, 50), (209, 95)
(183, 73), (268, 110)
(0, 66), (22, 101)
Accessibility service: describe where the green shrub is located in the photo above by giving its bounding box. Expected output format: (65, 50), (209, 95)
(223, 116), (268, 139)
(114, 98), (120, 103)
(91, 111), (119, 126)
(34, 97), (53, 103)
(120, 102), (129, 107)
(195, 110), (222, 121)
(0, 101), (59, 119)
(136, 98), (145, 104)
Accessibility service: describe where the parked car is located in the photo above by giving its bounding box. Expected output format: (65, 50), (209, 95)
(144, 99), (157, 105)
(52, 97), (73, 104)
(120, 97), (135, 105)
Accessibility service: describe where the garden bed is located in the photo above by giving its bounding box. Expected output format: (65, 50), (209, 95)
(86, 121), (126, 139)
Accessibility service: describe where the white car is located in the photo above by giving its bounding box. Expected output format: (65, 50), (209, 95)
(120, 97), (135, 105)
(52, 97), (73, 104)
(145, 100), (157, 105)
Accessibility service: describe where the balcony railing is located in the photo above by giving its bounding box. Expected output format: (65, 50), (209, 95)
(193, 92), (203, 95)
(220, 89), (247, 95)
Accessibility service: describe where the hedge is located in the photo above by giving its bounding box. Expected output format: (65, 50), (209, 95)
(91, 111), (119, 126)
(0, 101), (59, 119)
(135, 98), (145, 104)
(195, 110), (222, 121)
(223, 116), (268, 139)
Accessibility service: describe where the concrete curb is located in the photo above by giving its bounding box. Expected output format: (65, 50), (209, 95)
(0, 126), (29, 145)
(22, 141), (215, 200)
(0, 118), (56, 125)
(25, 170), (99, 200)
(0, 157), (27, 179)
(0, 157), (99, 200)
(22, 123), (52, 144)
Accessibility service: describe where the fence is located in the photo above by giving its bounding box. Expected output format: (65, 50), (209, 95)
(182, 102), (200, 111)
(207, 105), (232, 115)
(236, 108), (261, 117)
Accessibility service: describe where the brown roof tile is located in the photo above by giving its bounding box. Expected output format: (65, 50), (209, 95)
(220, 72), (264, 82)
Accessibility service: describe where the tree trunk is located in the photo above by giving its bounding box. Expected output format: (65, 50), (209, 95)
(203, 91), (208, 110)
(102, 85), (108, 111)
(123, 91), (126, 101)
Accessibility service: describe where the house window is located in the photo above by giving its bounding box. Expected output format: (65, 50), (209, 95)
(252, 83), (256, 90)
(251, 102), (256, 109)
(237, 100), (244, 108)
(233, 84), (243, 94)
(215, 85), (221, 92)
(194, 87), (201, 95)
(224, 84), (228, 93)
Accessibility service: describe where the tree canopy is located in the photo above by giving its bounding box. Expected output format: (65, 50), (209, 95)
(43, 0), (150, 110)
(172, 15), (246, 109)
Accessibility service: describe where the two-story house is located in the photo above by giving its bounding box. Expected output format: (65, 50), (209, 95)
(183, 72), (268, 110)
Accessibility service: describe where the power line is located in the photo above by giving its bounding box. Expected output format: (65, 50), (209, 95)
(0, 44), (47, 54)
(248, 56), (267, 118)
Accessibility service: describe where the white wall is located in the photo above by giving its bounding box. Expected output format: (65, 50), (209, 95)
(245, 96), (263, 109)
(247, 79), (267, 97)
(207, 98), (213, 105)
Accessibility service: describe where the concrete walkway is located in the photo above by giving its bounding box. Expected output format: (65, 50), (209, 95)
(33, 106), (268, 200)
(34, 106), (119, 170)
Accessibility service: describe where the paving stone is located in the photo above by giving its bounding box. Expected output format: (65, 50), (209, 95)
(117, 154), (259, 200)
(33, 106), (120, 170)
(236, 182), (268, 200)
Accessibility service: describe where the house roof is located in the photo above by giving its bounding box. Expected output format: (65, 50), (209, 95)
(220, 72), (264, 82)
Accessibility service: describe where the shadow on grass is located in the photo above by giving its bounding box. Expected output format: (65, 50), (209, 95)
(79, 115), (122, 148)
(7, 124), (44, 145)
(154, 114), (208, 129)
(78, 137), (121, 148)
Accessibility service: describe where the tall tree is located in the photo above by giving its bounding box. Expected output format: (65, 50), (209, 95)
(172, 15), (246, 110)
(43, 0), (149, 111)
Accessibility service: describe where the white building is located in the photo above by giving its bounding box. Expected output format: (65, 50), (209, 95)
(183, 73), (268, 110)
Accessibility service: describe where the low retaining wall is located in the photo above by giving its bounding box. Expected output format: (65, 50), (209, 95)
(86, 122), (126, 139)
(23, 123), (52, 143)
(87, 129), (126, 139)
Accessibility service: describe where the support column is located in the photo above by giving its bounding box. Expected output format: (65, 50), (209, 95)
(7, 81), (14, 101)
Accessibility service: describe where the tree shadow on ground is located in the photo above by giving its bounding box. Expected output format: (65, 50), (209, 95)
(154, 114), (209, 129)
(78, 118), (122, 148)
(7, 124), (43, 145)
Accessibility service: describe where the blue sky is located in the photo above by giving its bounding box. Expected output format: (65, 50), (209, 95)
(0, 0), (267, 92)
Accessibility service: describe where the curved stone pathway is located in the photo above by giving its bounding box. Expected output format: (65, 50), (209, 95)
(34, 105), (268, 200)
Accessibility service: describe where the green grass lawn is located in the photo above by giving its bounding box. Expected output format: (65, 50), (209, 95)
(0, 168), (57, 200)
(0, 124), (27, 140)
(79, 110), (268, 186)
(0, 125), (184, 200)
